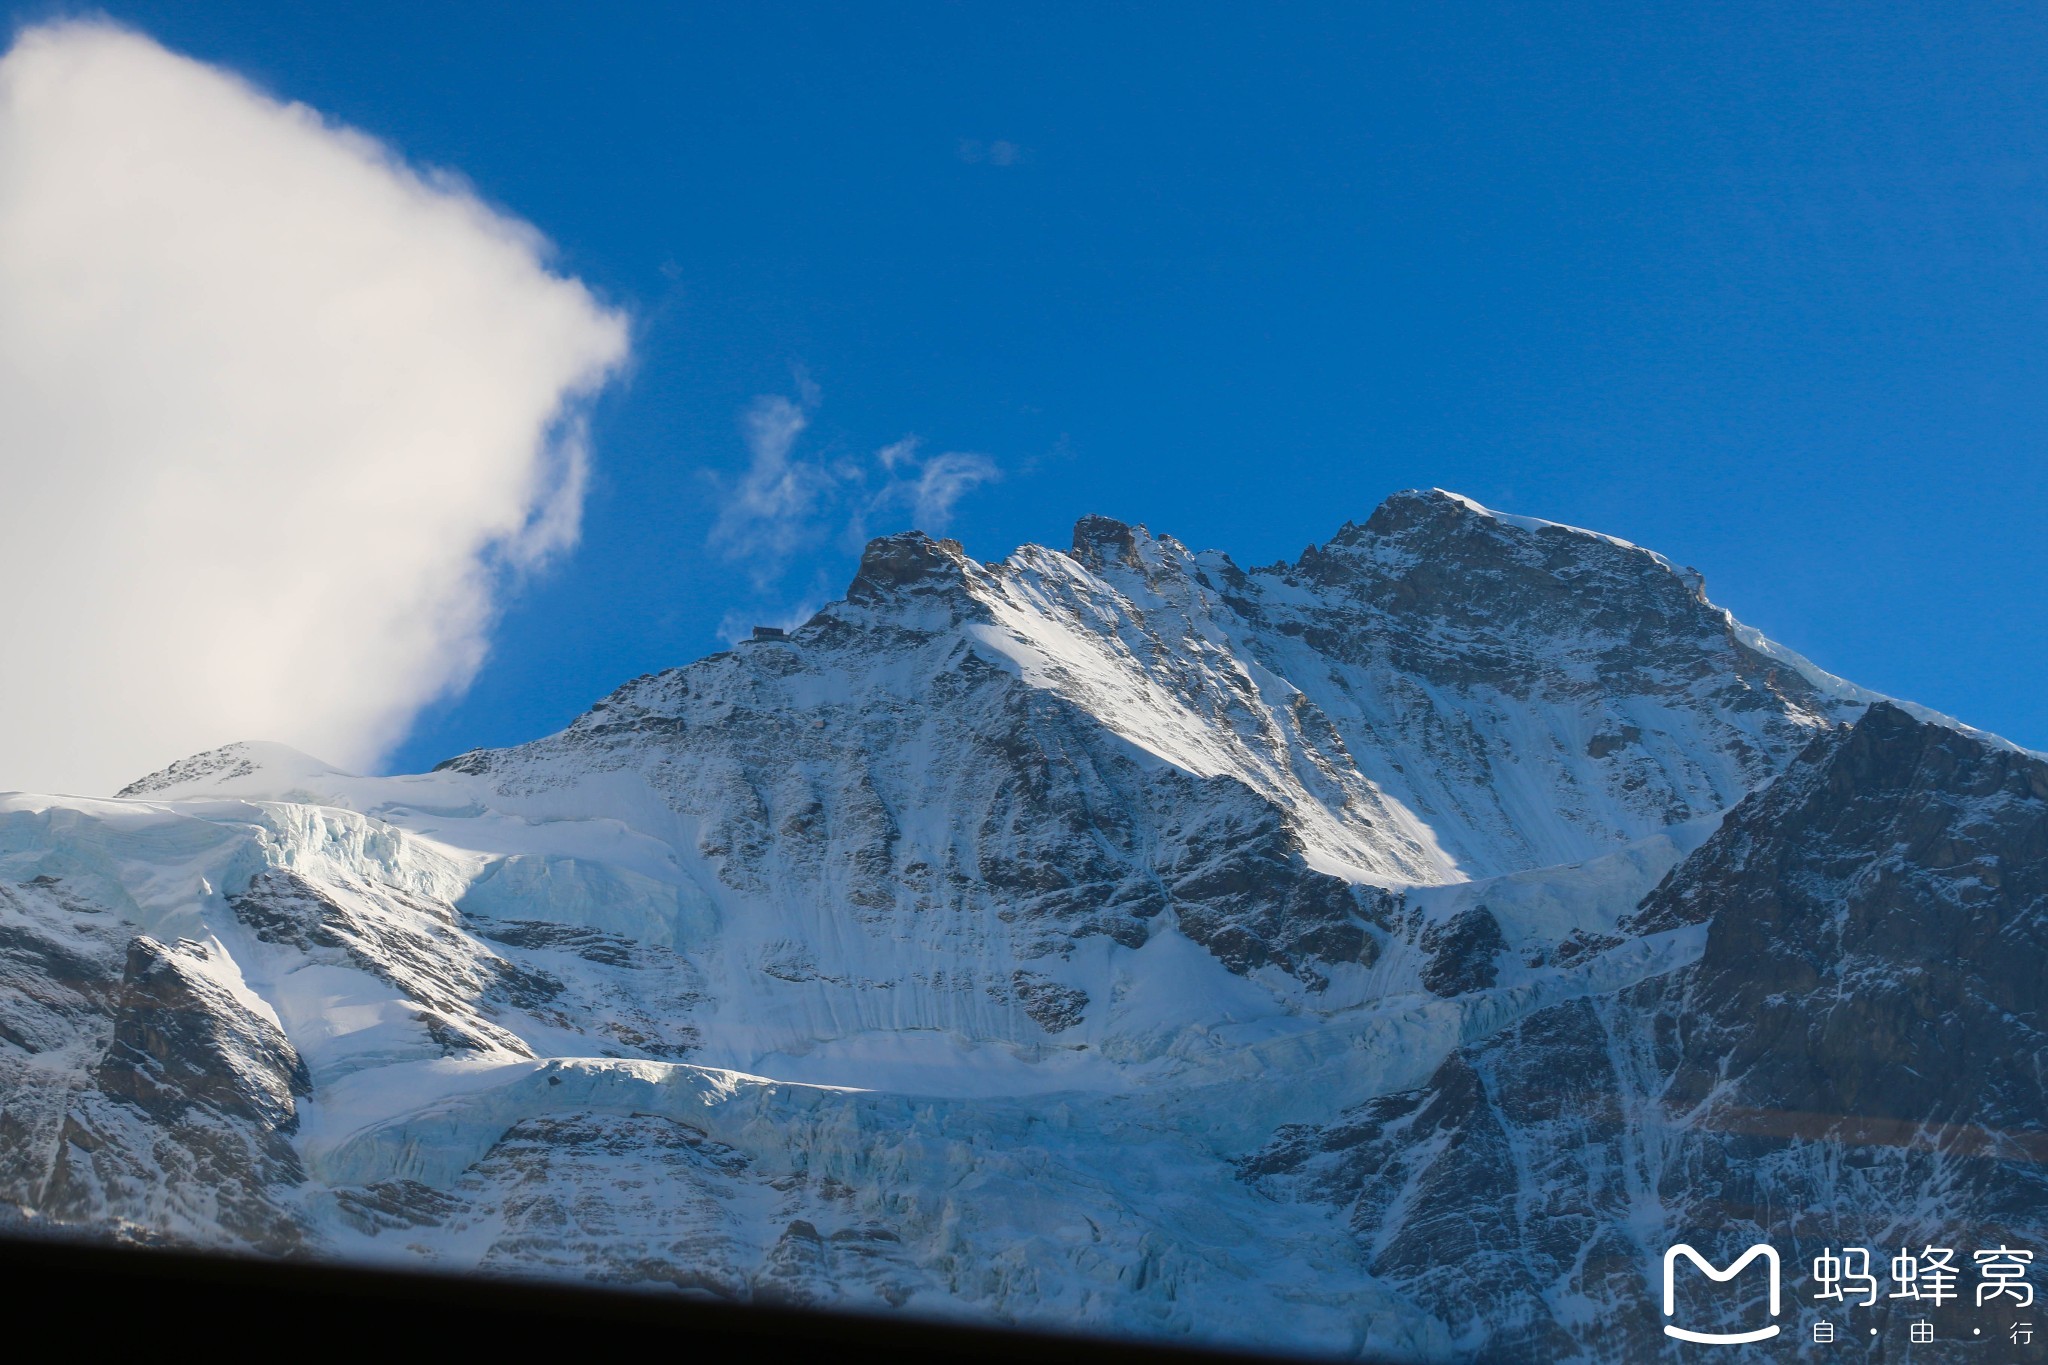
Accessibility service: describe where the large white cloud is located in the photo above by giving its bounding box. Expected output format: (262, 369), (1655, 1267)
(0, 22), (629, 796)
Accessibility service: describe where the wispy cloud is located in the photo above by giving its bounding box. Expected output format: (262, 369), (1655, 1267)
(706, 384), (1002, 584)
(866, 444), (1001, 532)
(957, 138), (1025, 167)
(706, 391), (832, 571)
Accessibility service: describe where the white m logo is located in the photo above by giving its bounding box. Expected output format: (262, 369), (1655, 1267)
(1662, 1243), (1782, 1344)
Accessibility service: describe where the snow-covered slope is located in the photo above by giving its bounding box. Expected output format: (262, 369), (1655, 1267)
(2, 490), (2036, 1359)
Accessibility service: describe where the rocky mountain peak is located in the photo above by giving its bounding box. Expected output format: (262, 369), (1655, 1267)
(1357, 484), (1487, 539)
(843, 530), (976, 603)
(1068, 514), (1145, 572)
(1291, 488), (1711, 636)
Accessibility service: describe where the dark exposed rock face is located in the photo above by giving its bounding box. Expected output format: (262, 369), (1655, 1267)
(1069, 514), (1143, 572)
(91, 937), (309, 1131)
(0, 878), (313, 1249)
(1248, 704), (2048, 1361)
(0, 877), (134, 1212)
(1633, 704), (2048, 1133)
(845, 531), (977, 603)
(1245, 1003), (1642, 1361)
(1639, 703), (2048, 1362)
(1007, 971), (1089, 1034)
(1418, 907), (1504, 996)
(44, 936), (312, 1250)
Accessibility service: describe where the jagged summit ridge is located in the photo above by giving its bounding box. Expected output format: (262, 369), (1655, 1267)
(424, 488), (1863, 881)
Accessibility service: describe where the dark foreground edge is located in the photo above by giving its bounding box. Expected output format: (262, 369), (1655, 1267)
(0, 1232), (1386, 1362)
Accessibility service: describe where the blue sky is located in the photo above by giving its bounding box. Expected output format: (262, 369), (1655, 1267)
(17, 1), (2048, 762)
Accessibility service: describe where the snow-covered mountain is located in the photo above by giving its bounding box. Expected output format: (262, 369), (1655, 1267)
(1, 489), (2039, 1360)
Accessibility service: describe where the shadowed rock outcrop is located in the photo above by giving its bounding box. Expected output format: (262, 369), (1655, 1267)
(1249, 705), (2048, 1360)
